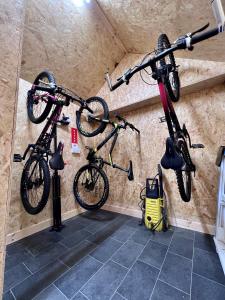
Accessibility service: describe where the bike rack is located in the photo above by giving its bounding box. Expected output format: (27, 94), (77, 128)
(51, 124), (64, 232)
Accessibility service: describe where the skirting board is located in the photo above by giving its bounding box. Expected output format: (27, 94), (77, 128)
(6, 203), (215, 245)
(103, 204), (215, 235)
(6, 207), (84, 245)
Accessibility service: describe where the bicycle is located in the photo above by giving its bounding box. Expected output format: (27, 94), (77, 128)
(27, 71), (109, 137)
(73, 114), (140, 210)
(14, 71), (109, 214)
(105, 22), (222, 202)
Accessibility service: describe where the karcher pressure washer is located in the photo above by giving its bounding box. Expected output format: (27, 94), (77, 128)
(139, 165), (167, 232)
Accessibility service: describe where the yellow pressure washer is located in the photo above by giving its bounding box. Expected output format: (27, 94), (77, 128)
(139, 165), (167, 232)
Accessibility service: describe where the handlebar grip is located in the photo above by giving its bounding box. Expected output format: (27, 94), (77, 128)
(110, 78), (125, 91)
(191, 27), (219, 45)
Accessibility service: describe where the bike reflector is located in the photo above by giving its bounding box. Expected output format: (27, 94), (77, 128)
(212, 0), (225, 32)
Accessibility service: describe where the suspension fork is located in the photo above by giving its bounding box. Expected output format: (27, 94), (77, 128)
(109, 130), (119, 166)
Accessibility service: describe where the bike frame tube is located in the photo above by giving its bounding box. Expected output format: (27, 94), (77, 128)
(158, 80), (181, 140)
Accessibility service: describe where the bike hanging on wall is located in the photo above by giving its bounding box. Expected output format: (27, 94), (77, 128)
(105, 22), (224, 202)
(27, 71), (109, 137)
(73, 114), (140, 210)
(14, 71), (109, 214)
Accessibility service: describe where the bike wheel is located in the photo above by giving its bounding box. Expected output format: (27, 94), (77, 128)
(73, 164), (109, 210)
(27, 71), (55, 124)
(175, 140), (192, 202)
(20, 155), (50, 214)
(157, 34), (180, 102)
(76, 96), (109, 137)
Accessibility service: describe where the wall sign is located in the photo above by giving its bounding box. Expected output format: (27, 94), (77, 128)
(71, 127), (80, 153)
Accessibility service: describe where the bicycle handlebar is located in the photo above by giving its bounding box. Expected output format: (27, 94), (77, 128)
(105, 24), (220, 91)
(116, 114), (140, 133)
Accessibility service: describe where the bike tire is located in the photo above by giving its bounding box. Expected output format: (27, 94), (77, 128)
(175, 140), (192, 202)
(27, 71), (55, 124)
(76, 96), (109, 137)
(20, 155), (50, 214)
(73, 164), (109, 210)
(157, 34), (180, 102)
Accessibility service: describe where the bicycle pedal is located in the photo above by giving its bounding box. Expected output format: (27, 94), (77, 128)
(13, 154), (22, 162)
(159, 116), (166, 123)
(191, 144), (205, 149)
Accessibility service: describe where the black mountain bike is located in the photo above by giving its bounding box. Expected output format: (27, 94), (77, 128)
(73, 115), (140, 210)
(27, 71), (109, 137)
(105, 23), (221, 202)
(14, 71), (109, 214)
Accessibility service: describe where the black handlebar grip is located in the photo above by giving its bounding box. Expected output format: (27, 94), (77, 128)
(191, 27), (219, 45)
(111, 78), (125, 91)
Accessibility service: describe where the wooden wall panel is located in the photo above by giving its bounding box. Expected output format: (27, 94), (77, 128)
(97, 54), (225, 232)
(0, 0), (26, 294)
(97, 0), (225, 61)
(20, 0), (126, 99)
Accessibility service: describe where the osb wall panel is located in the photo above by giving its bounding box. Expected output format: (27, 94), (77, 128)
(97, 55), (225, 231)
(20, 0), (125, 99)
(7, 79), (97, 236)
(0, 0), (26, 294)
(98, 53), (225, 112)
(97, 0), (225, 61)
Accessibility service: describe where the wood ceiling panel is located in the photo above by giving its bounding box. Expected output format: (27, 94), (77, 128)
(97, 0), (225, 61)
(20, 0), (126, 98)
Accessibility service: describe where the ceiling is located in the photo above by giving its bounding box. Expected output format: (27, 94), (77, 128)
(97, 0), (225, 61)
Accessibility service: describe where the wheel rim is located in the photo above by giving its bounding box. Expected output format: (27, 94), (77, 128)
(31, 75), (51, 119)
(78, 100), (106, 135)
(24, 160), (45, 208)
(76, 166), (106, 207)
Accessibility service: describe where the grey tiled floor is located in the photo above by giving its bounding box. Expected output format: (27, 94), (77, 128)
(3, 210), (225, 300)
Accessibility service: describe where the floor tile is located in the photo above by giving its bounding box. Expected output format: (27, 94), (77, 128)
(19, 229), (62, 256)
(129, 227), (152, 245)
(110, 225), (136, 243)
(12, 260), (68, 300)
(173, 227), (195, 240)
(125, 217), (141, 228)
(169, 235), (193, 259)
(24, 242), (67, 273)
(2, 291), (15, 300)
(33, 284), (67, 300)
(4, 263), (31, 293)
(59, 240), (97, 268)
(194, 232), (216, 253)
(193, 247), (225, 285)
(151, 280), (190, 300)
(81, 260), (127, 300)
(58, 220), (85, 237)
(86, 219), (127, 244)
(159, 252), (192, 294)
(112, 240), (144, 268)
(191, 273), (225, 300)
(5, 248), (32, 272)
(55, 255), (102, 299)
(118, 260), (159, 300)
(6, 241), (25, 256)
(72, 291), (89, 299)
(60, 229), (91, 248)
(139, 240), (167, 269)
(90, 238), (122, 263)
(149, 228), (174, 246)
(111, 293), (125, 300)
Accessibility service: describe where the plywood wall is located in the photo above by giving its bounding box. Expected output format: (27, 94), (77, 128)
(20, 0), (126, 99)
(97, 53), (225, 233)
(0, 0), (26, 294)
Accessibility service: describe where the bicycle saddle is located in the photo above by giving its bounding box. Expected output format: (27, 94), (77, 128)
(161, 137), (184, 170)
(49, 142), (65, 170)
